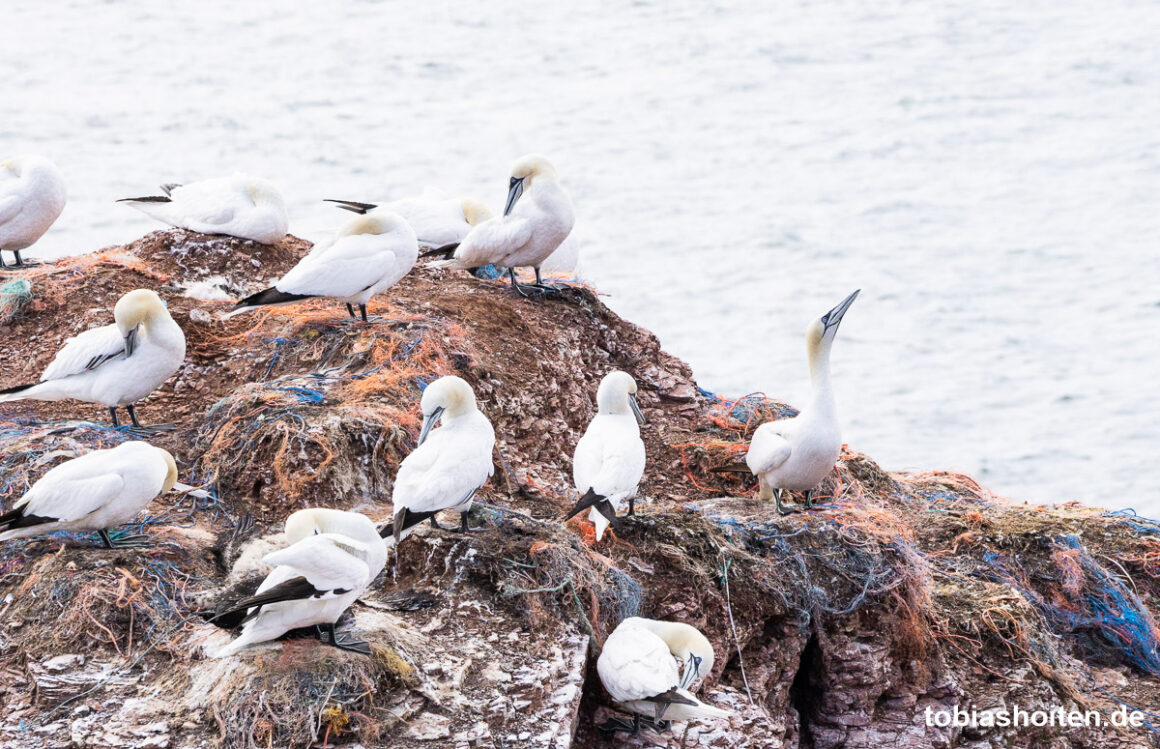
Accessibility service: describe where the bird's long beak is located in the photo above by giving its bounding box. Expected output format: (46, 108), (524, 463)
(820, 289), (860, 332)
(504, 176), (525, 216)
(419, 406), (445, 445)
(123, 325), (140, 357)
(629, 393), (646, 425)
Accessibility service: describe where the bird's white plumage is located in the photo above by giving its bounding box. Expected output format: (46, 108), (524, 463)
(375, 188), (492, 248)
(276, 216), (417, 303)
(446, 155), (574, 271)
(121, 174), (288, 244)
(0, 441), (174, 541)
(744, 291), (859, 495)
(0, 155), (66, 258)
(0, 290), (185, 409)
(597, 618), (731, 722)
(213, 508), (385, 658)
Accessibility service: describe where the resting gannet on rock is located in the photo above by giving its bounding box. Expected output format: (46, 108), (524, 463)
(118, 173), (288, 244)
(597, 617), (729, 734)
(563, 371), (646, 541)
(0, 289), (186, 429)
(744, 289), (860, 515)
(0, 154), (67, 268)
(379, 376), (495, 545)
(325, 187), (493, 249)
(211, 508), (385, 657)
(420, 154), (575, 297)
(0, 441), (178, 548)
(229, 211), (418, 322)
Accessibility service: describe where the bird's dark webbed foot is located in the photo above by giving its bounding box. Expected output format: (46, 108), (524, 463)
(11, 251), (41, 268)
(428, 514), (450, 531)
(507, 268), (539, 298)
(317, 622), (372, 655)
(597, 715), (643, 735)
(122, 405), (175, 434)
(530, 267), (570, 293)
(458, 512), (486, 533)
(803, 489), (815, 509)
(775, 489), (799, 516)
(99, 529), (151, 549)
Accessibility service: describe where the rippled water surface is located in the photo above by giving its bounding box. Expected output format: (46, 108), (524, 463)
(4, 0), (1158, 513)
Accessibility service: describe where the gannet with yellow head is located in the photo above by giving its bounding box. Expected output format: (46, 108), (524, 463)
(745, 289), (860, 514)
(230, 210), (418, 322)
(420, 154), (575, 297)
(0, 288), (186, 429)
(0, 441), (178, 548)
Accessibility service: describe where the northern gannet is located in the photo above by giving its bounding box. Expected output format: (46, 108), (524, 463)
(230, 211), (418, 322)
(211, 508), (385, 657)
(745, 289), (860, 514)
(325, 187), (493, 249)
(0, 289), (186, 429)
(563, 371), (646, 541)
(0, 441), (178, 548)
(0, 154), (66, 268)
(420, 154), (575, 297)
(379, 376), (495, 544)
(118, 174), (288, 244)
(597, 617), (729, 734)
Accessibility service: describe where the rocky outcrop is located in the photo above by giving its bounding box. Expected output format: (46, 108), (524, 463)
(0, 230), (1157, 748)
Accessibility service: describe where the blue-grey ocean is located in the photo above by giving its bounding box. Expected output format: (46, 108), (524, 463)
(3, 1), (1157, 514)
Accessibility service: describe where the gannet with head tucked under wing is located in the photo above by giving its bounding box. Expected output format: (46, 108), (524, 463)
(325, 187), (493, 250)
(0, 154), (67, 268)
(118, 173), (288, 244)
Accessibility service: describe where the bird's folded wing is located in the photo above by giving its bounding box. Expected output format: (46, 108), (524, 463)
(262, 534), (371, 590)
(170, 181), (239, 226)
(602, 629), (681, 701)
(19, 473), (126, 522)
(0, 193), (23, 226)
(747, 427), (793, 474)
(275, 234), (396, 298)
(454, 216), (533, 266)
(212, 575), (325, 620)
(39, 324), (126, 381)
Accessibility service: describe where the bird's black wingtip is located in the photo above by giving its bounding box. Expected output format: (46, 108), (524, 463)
(116, 195), (172, 203)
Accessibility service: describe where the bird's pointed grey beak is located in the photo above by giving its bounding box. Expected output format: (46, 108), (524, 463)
(629, 393), (646, 425)
(123, 325), (140, 357)
(418, 406), (444, 445)
(820, 289), (860, 332)
(504, 176), (525, 216)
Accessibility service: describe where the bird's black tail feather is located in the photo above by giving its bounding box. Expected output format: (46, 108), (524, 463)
(233, 287), (315, 310)
(710, 464), (751, 474)
(116, 195), (172, 203)
(0, 507), (54, 532)
(563, 487), (605, 522)
(0, 382), (34, 396)
(324, 198), (378, 214)
(380, 508), (438, 542)
(419, 243), (459, 260)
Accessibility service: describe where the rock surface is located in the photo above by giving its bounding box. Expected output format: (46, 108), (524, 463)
(0, 230), (1157, 748)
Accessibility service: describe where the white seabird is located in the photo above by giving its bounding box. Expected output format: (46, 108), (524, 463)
(421, 154), (575, 297)
(229, 211), (418, 323)
(0, 154), (67, 268)
(597, 616), (729, 734)
(325, 187), (493, 249)
(744, 289), (860, 514)
(0, 441), (178, 548)
(0, 288), (186, 429)
(379, 375), (495, 545)
(211, 507), (385, 657)
(118, 173), (288, 245)
(563, 371), (646, 541)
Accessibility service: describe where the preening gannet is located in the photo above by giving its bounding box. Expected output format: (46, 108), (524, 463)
(211, 508), (385, 657)
(0, 289), (186, 428)
(325, 187), (493, 249)
(597, 617), (729, 734)
(420, 154), (575, 297)
(0, 441), (178, 548)
(118, 174), (288, 244)
(230, 211), (418, 322)
(379, 376), (495, 544)
(563, 371), (646, 541)
(0, 154), (66, 268)
(745, 289), (860, 514)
